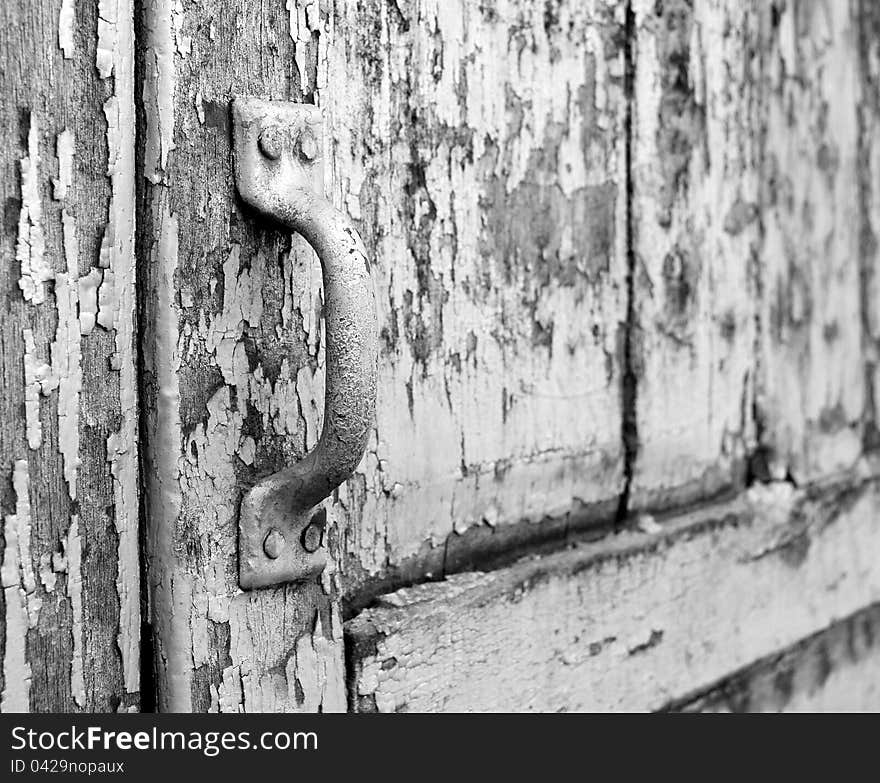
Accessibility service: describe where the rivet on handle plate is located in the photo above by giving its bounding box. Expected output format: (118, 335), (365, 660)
(231, 98), (378, 590)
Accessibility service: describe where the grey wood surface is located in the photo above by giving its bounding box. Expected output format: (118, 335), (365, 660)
(0, 0), (139, 711)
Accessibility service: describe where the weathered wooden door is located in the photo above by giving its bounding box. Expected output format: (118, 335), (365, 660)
(3, 0), (880, 713)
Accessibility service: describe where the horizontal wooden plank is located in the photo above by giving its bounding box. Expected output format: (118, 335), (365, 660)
(674, 602), (880, 713)
(346, 466), (880, 712)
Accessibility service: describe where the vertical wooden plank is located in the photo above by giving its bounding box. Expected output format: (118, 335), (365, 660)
(630, 0), (871, 505)
(861, 3), (880, 445)
(629, 0), (762, 508)
(0, 0), (139, 711)
(140, 0), (345, 711)
(324, 0), (629, 587)
(758, 0), (865, 483)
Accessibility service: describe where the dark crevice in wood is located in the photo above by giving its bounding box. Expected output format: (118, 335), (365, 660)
(343, 462), (877, 622)
(744, 6), (777, 489)
(132, 0), (155, 714)
(343, 497), (619, 620)
(616, 0), (639, 531)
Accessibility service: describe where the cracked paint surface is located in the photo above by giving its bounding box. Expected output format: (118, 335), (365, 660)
(1, 0), (139, 711)
(17, 118), (49, 305)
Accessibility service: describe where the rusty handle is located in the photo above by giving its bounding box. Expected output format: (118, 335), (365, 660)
(232, 98), (377, 588)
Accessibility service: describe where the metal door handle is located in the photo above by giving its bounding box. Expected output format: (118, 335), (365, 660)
(232, 98), (377, 589)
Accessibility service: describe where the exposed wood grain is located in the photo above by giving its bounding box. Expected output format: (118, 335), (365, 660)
(673, 602), (880, 712)
(346, 465), (880, 712)
(0, 0), (139, 711)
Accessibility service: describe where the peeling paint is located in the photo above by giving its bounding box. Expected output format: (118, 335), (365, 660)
(17, 117), (50, 305)
(347, 481), (880, 711)
(323, 0), (628, 578)
(143, 0), (176, 183)
(171, 0), (192, 57)
(293, 613), (346, 712)
(38, 552), (57, 593)
(1, 461), (34, 711)
(4, 0), (141, 713)
(96, 0), (118, 78)
(53, 129), (74, 200)
(142, 0), (350, 712)
(65, 514), (85, 706)
(23, 329), (56, 450)
(99, 0), (140, 692)
(52, 222), (81, 499)
(285, 0), (296, 41)
(144, 0), (626, 714)
(292, 0), (320, 90)
(78, 268), (102, 335)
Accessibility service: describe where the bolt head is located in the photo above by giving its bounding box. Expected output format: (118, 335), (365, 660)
(258, 127), (284, 160)
(299, 129), (318, 162)
(263, 528), (285, 559)
(301, 520), (324, 553)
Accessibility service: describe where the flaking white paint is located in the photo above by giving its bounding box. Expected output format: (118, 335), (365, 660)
(171, 0), (191, 57)
(53, 129), (74, 200)
(1, 461), (35, 712)
(78, 268), (102, 335)
(96, 0), (140, 694)
(3, 0), (142, 713)
(23, 329), (56, 450)
(51, 241), (81, 500)
(143, 0), (175, 183)
(58, 0), (75, 59)
(96, 0), (118, 78)
(324, 0), (628, 575)
(65, 514), (85, 707)
(293, 612), (346, 712)
(17, 118), (50, 305)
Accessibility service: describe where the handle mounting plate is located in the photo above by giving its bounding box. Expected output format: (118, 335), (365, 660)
(238, 486), (328, 590)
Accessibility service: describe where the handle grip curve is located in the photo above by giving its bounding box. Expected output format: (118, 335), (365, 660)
(232, 98), (377, 589)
